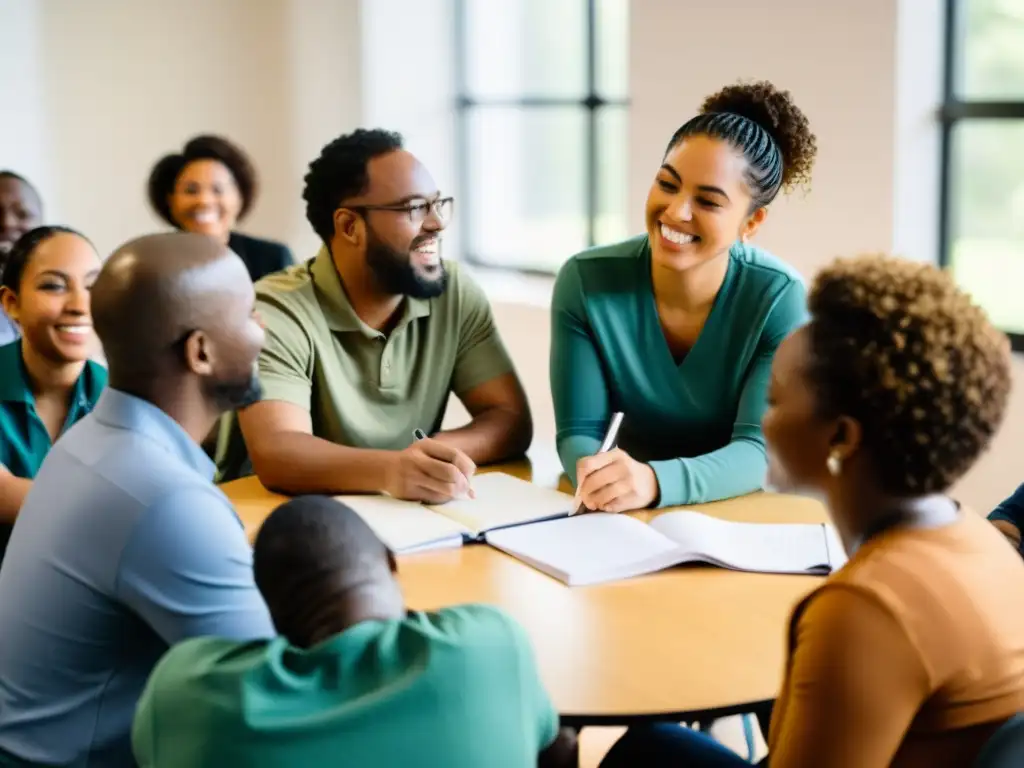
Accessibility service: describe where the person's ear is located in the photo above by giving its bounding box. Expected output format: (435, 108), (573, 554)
(825, 416), (862, 475)
(0, 287), (19, 323)
(182, 330), (215, 376)
(739, 206), (768, 244)
(333, 209), (364, 248)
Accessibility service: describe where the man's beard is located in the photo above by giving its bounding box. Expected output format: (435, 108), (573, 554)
(205, 367), (264, 412)
(365, 232), (447, 299)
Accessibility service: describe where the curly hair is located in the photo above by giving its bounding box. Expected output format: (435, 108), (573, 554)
(1, 226), (88, 291)
(666, 80), (817, 209)
(806, 253), (1011, 496)
(302, 129), (405, 245)
(147, 135), (258, 226)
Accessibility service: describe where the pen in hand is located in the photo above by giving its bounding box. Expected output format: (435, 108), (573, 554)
(572, 411), (625, 516)
(412, 428), (474, 501)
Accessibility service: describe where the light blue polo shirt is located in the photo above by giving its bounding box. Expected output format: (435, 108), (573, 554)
(0, 388), (274, 767)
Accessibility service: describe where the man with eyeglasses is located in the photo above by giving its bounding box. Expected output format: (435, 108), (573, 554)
(217, 129), (532, 501)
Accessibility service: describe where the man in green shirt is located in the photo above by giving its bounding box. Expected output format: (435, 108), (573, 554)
(218, 129), (531, 501)
(133, 495), (572, 768)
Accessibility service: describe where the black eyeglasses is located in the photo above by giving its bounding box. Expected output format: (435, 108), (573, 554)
(343, 196), (454, 225)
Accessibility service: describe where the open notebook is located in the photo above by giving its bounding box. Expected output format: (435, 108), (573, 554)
(485, 510), (847, 586)
(335, 472), (574, 554)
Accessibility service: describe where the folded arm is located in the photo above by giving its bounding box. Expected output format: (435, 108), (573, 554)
(769, 585), (928, 767)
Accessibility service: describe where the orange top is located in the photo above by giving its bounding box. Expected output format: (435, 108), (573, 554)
(769, 509), (1024, 767)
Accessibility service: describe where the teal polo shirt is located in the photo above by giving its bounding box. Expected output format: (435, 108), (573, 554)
(0, 340), (107, 564)
(134, 604), (559, 768)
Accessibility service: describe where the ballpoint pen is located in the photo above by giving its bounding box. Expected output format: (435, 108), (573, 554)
(572, 411), (625, 516)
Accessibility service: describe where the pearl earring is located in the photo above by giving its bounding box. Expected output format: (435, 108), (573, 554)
(826, 453), (842, 477)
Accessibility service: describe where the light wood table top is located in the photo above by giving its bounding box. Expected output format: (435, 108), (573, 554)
(222, 446), (829, 724)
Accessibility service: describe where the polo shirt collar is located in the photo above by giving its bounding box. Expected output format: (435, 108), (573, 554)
(0, 340), (100, 415)
(309, 246), (431, 337)
(91, 388), (215, 480)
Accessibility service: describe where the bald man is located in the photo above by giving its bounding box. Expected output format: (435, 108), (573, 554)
(0, 233), (274, 768)
(134, 496), (575, 768)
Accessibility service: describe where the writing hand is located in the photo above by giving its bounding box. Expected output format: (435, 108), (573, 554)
(384, 438), (476, 504)
(574, 448), (659, 514)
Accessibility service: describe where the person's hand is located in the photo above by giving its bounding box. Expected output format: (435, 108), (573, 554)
(992, 519), (1023, 551)
(384, 438), (476, 504)
(574, 448), (659, 513)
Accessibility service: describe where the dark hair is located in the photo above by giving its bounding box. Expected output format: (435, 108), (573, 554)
(1, 226), (88, 292)
(146, 135), (258, 227)
(253, 495), (396, 642)
(302, 128), (404, 244)
(666, 81), (817, 210)
(0, 170), (43, 208)
(806, 253), (1011, 496)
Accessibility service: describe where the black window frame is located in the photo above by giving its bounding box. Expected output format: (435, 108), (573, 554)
(453, 0), (630, 275)
(938, 0), (1024, 351)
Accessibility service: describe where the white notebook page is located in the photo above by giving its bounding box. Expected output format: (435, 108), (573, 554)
(435, 473), (573, 534)
(485, 513), (681, 586)
(650, 512), (833, 574)
(335, 494), (468, 553)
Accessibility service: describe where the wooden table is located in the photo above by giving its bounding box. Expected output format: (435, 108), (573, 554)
(222, 446), (829, 725)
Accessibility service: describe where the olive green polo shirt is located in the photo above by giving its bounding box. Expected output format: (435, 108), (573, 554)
(0, 340), (107, 564)
(217, 248), (514, 481)
(133, 604), (559, 768)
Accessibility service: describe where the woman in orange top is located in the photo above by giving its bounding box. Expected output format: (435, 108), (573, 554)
(600, 254), (1024, 767)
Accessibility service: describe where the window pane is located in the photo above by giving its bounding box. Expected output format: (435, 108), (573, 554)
(463, 0), (587, 99)
(466, 108), (587, 271)
(958, 0), (1024, 99)
(596, 0), (629, 99)
(948, 120), (1024, 333)
(595, 107), (630, 245)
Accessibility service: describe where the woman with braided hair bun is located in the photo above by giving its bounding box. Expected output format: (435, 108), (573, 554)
(552, 80), (816, 514)
(601, 254), (1024, 767)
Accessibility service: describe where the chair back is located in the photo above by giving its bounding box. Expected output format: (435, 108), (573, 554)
(974, 714), (1024, 767)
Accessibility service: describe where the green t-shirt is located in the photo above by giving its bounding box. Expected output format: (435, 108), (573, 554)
(217, 248), (514, 480)
(0, 340), (107, 564)
(551, 235), (808, 507)
(133, 604), (559, 768)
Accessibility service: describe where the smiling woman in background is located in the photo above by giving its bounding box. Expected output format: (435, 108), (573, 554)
(0, 226), (106, 567)
(147, 135), (293, 282)
(551, 81), (816, 513)
(0, 171), (44, 345)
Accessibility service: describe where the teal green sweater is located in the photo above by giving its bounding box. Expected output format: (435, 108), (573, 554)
(551, 235), (808, 507)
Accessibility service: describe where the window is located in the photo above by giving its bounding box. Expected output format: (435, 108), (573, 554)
(940, 0), (1024, 347)
(453, 0), (629, 273)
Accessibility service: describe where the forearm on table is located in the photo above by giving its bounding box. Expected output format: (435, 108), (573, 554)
(249, 432), (394, 495)
(649, 437), (767, 507)
(0, 470), (32, 523)
(434, 406), (532, 465)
